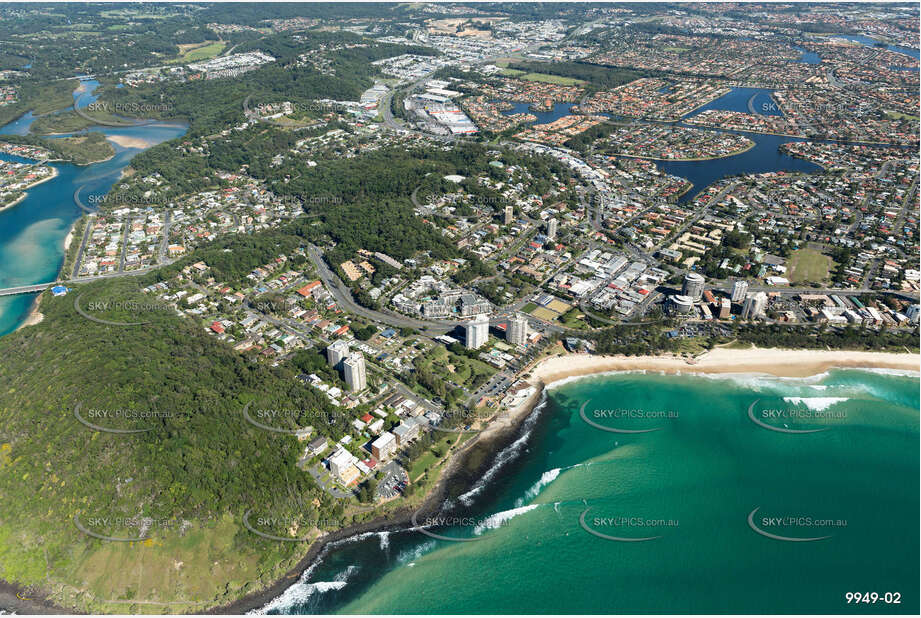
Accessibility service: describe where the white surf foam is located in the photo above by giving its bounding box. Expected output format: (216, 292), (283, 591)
(395, 539), (436, 565)
(253, 565), (356, 614)
(783, 396), (848, 411)
(473, 504), (539, 535)
(458, 397), (547, 506)
(514, 468), (561, 507)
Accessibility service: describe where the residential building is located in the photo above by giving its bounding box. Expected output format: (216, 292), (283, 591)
(682, 272), (705, 302)
(504, 203), (514, 225)
(507, 314), (528, 346)
(371, 431), (397, 460)
(719, 297), (731, 319)
(327, 340), (350, 369)
(306, 437), (328, 458)
(742, 292), (768, 320)
(465, 315), (489, 349)
(392, 418), (421, 445)
(343, 352), (367, 392)
(547, 217), (558, 240)
(731, 279), (749, 303)
(670, 294), (694, 314)
(328, 448), (361, 485)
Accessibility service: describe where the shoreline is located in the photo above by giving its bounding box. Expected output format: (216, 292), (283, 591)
(223, 345), (919, 614)
(210, 394), (531, 615)
(0, 165), (59, 213)
(15, 293), (44, 331)
(2, 346), (917, 614)
(526, 347), (919, 384)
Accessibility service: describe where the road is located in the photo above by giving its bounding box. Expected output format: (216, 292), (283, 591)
(157, 211), (173, 263)
(306, 244), (459, 336)
(118, 219), (129, 272)
(0, 263), (173, 297)
(70, 214), (95, 279)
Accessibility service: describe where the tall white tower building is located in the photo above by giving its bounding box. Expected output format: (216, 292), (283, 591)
(742, 292), (768, 320)
(731, 279), (749, 303)
(327, 340), (350, 369)
(342, 352), (367, 392)
(465, 316), (489, 350)
(682, 272), (705, 302)
(507, 314), (528, 347)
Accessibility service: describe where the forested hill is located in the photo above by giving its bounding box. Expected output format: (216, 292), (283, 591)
(0, 277), (347, 611)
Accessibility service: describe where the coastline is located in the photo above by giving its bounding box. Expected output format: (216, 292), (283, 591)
(1, 345), (917, 614)
(223, 345), (919, 614)
(0, 165), (59, 213)
(528, 346), (920, 384)
(15, 293), (44, 331)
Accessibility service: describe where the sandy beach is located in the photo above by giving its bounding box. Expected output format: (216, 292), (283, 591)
(528, 347), (920, 385)
(63, 227), (74, 252)
(482, 346), (921, 440)
(107, 134), (154, 149)
(16, 294), (44, 331)
(3, 345), (917, 614)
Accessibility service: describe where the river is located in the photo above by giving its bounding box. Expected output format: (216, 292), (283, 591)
(0, 79), (186, 336)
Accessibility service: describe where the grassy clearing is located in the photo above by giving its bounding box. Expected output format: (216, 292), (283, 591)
(417, 346), (496, 389)
(787, 248), (832, 282)
(169, 41), (225, 64)
(884, 110), (919, 121)
(518, 72), (587, 86)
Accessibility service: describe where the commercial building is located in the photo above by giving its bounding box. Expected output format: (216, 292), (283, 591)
(507, 314), (529, 346)
(465, 315), (489, 350)
(731, 279), (750, 303)
(682, 272), (705, 302)
(327, 340), (350, 369)
(371, 431), (397, 460)
(343, 352), (367, 392)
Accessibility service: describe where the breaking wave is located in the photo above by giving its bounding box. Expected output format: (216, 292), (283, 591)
(473, 504), (539, 535)
(253, 566), (356, 614)
(458, 396), (547, 506)
(783, 396), (849, 411)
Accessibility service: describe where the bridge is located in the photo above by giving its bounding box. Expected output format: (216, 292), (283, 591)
(0, 265), (167, 298)
(0, 282), (56, 297)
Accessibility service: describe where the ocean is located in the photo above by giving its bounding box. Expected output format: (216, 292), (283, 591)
(258, 369), (919, 615)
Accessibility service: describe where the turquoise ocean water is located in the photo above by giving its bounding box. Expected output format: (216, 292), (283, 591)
(259, 368), (919, 615)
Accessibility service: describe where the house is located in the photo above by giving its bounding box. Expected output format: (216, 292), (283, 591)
(296, 281), (322, 297)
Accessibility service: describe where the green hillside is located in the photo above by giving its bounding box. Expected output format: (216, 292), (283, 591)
(0, 277), (349, 613)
